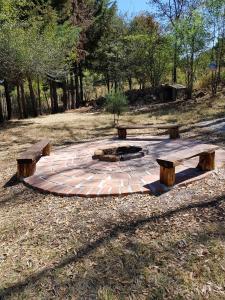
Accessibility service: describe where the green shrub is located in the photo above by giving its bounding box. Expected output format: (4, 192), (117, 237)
(104, 91), (128, 125)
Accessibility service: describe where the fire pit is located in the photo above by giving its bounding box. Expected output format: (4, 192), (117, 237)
(92, 145), (145, 162)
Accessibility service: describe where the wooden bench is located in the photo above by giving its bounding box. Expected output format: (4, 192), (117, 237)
(17, 139), (51, 178)
(156, 145), (219, 187)
(116, 124), (180, 140)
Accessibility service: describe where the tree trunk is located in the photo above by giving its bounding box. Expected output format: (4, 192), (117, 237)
(0, 94), (4, 123)
(66, 77), (71, 109)
(216, 30), (224, 85)
(4, 80), (12, 120)
(51, 80), (58, 114)
(173, 39), (178, 83)
(74, 63), (80, 108)
(189, 50), (194, 99)
(187, 40), (194, 99)
(128, 77), (132, 90)
(218, 22), (225, 82)
(79, 62), (84, 105)
(62, 81), (68, 111)
(44, 91), (51, 113)
(70, 73), (75, 109)
(106, 73), (110, 93)
(114, 81), (118, 92)
(49, 81), (54, 113)
(16, 85), (23, 119)
(28, 77), (38, 117)
(211, 71), (217, 96)
(37, 77), (42, 115)
(20, 82), (28, 118)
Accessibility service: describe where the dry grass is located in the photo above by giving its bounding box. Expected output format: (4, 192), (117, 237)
(1, 95), (225, 299)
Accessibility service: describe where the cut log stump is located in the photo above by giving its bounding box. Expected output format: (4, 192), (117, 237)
(17, 161), (36, 179)
(17, 139), (51, 179)
(118, 128), (127, 139)
(168, 126), (180, 139)
(160, 166), (175, 186)
(42, 143), (51, 156)
(198, 152), (215, 171)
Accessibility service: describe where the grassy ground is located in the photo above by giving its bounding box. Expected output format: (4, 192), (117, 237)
(1, 95), (225, 299)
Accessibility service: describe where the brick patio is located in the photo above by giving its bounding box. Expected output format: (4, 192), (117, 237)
(24, 136), (225, 197)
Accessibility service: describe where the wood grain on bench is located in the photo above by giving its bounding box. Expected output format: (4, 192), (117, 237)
(116, 123), (180, 139)
(17, 139), (51, 178)
(156, 145), (219, 187)
(116, 124), (180, 130)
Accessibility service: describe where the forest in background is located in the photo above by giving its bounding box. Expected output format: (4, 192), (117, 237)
(0, 0), (224, 122)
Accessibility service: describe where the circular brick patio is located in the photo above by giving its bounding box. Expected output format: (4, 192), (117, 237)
(24, 136), (225, 197)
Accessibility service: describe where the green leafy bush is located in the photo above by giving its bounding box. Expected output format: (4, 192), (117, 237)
(104, 91), (128, 125)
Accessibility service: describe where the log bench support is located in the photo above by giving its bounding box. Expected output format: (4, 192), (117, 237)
(160, 166), (175, 187)
(42, 143), (51, 156)
(157, 146), (218, 187)
(118, 128), (127, 139)
(168, 126), (180, 139)
(17, 161), (37, 179)
(17, 140), (51, 179)
(197, 152), (215, 171)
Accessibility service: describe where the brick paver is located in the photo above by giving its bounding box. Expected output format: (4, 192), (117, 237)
(24, 136), (225, 197)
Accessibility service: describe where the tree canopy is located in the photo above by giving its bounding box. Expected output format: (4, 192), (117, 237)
(0, 0), (224, 121)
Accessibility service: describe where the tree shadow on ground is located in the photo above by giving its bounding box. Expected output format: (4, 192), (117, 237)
(0, 188), (28, 208)
(41, 124), (115, 145)
(184, 132), (225, 147)
(58, 218), (225, 299)
(0, 194), (225, 299)
(0, 120), (35, 131)
(180, 117), (225, 134)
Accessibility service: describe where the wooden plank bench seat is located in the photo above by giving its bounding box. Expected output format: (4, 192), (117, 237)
(156, 145), (219, 187)
(116, 124), (180, 139)
(17, 139), (51, 178)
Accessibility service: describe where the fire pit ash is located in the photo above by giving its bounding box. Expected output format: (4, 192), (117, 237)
(92, 144), (145, 162)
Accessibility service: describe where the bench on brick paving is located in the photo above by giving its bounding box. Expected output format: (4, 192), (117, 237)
(17, 139), (51, 179)
(156, 145), (219, 187)
(116, 124), (180, 140)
